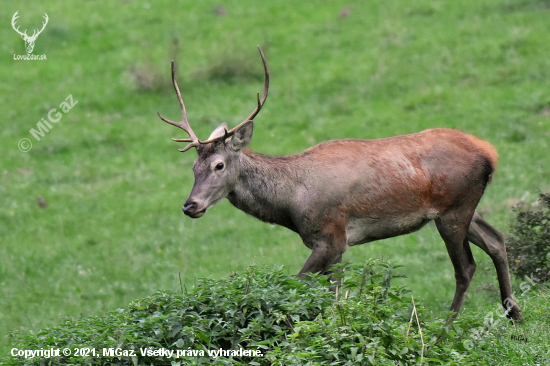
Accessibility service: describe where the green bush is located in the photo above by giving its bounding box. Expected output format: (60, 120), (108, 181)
(506, 193), (550, 282)
(7, 266), (334, 365)
(5, 261), (486, 365)
(267, 261), (486, 365)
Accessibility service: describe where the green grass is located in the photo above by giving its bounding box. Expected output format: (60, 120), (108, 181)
(1, 0), (549, 363)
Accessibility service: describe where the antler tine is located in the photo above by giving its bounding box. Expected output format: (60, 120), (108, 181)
(157, 60), (200, 151)
(226, 45), (269, 135)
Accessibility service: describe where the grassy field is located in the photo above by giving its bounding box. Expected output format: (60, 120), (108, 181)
(1, 0), (549, 362)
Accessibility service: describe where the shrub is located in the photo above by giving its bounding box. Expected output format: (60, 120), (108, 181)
(506, 192), (550, 282)
(7, 265), (334, 365)
(267, 261), (486, 365)
(5, 260), (486, 365)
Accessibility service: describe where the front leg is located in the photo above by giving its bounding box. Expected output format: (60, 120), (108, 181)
(297, 219), (348, 277)
(298, 243), (345, 277)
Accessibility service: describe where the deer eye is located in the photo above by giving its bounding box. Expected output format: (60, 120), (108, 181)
(215, 162), (225, 171)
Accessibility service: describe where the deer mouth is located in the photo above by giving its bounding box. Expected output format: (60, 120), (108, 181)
(185, 209), (206, 219)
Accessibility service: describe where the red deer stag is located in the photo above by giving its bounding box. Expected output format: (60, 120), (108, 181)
(157, 46), (523, 321)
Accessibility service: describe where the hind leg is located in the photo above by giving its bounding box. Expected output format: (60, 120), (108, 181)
(435, 210), (478, 317)
(467, 211), (523, 321)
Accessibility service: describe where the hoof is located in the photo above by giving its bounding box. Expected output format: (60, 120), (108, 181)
(506, 305), (523, 322)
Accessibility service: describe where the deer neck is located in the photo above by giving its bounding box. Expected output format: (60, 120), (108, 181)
(227, 149), (298, 232)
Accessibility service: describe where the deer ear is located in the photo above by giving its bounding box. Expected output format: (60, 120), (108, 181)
(229, 120), (253, 151)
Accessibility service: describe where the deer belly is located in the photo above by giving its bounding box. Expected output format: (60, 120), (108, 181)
(345, 214), (431, 246)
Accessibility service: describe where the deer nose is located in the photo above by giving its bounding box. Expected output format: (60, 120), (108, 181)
(182, 201), (197, 214)
(182, 200), (206, 218)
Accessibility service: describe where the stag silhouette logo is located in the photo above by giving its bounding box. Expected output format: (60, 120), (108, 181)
(11, 11), (48, 54)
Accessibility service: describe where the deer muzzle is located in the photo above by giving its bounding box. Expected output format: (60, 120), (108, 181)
(182, 201), (206, 218)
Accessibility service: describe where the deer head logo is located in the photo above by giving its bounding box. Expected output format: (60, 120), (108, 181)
(11, 11), (49, 54)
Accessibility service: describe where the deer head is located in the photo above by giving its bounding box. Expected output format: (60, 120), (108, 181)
(157, 46), (269, 217)
(12, 11), (49, 54)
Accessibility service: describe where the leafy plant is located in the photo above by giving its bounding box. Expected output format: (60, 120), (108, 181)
(6, 266), (333, 365)
(267, 261), (486, 365)
(4, 260), (491, 365)
(506, 193), (550, 282)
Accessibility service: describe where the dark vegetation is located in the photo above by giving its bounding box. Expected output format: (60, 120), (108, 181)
(506, 192), (550, 282)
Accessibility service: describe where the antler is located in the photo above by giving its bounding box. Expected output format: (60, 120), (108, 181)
(158, 46), (270, 152)
(29, 13), (49, 40)
(157, 61), (200, 152)
(11, 11), (27, 38)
